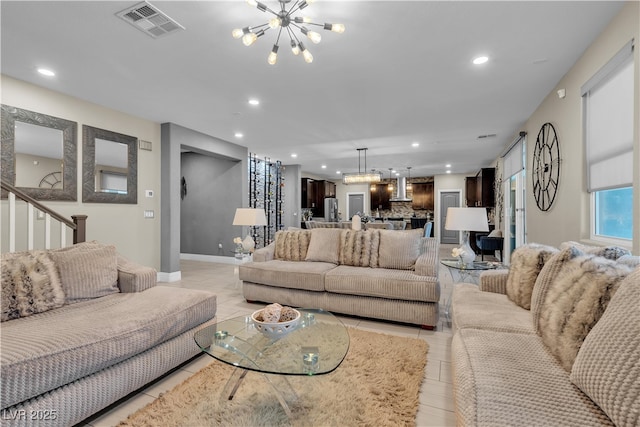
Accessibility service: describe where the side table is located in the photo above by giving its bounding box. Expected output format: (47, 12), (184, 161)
(441, 259), (504, 326)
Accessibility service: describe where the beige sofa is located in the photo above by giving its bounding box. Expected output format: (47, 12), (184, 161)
(450, 242), (639, 426)
(239, 228), (440, 328)
(1, 242), (217, 427)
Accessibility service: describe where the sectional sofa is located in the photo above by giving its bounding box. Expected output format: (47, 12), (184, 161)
(239, 228), (440, 328)
(1, 241), (217, 427)
(450, 241), (639, 426)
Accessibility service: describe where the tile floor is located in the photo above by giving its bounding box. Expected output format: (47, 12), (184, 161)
(81, 244), (461, 427)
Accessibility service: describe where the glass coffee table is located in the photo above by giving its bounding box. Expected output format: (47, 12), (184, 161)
(194, 309), (350, 418)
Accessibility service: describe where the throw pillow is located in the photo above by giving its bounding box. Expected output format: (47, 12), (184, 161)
(1, 250), (65, 321)
(49, 243), (119, 304)
(487, 229), (503, 237)
(377, 229), (422, 270)
(273, 230), (311, 261)
(570, 267), (640, 427)
(536, 247), (632, 371)
(305, 228), (342, 264)
(505, 243), (558, 310)
(339, 229), (380, 267)
(559, 241), (631, 260)
(617, 254), (640, 268)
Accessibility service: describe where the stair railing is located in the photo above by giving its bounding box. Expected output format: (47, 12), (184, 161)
(1, 180), (86, 251)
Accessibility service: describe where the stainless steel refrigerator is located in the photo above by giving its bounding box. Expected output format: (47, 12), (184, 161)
(324, 198), (338, 222)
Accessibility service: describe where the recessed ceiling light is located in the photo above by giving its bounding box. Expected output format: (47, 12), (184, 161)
(248, 98), (260, 106)
(446, 164), (451, 168)
(336, 170), (341, 174)
(291, 153), (297, 158)
(37, 68), (55, 77)
(321, 165), (327, 169)
(446, 170), (452, 174)
(473, 56), (489, 65)
(234, 132), (243, 138)
(411, 142), (420, 148)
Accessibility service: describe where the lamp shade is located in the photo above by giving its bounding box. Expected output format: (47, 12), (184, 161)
(444, 207), (489, 232)
(232, 208), (268, 226)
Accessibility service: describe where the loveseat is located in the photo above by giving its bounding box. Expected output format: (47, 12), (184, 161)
(239, 228), (440, 328)
(450, 241), (639, 426)
(1, 241), (217, 427)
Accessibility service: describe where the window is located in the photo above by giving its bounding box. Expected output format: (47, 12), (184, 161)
(581, 40), (634, 241)
(594, 187), (633, 240)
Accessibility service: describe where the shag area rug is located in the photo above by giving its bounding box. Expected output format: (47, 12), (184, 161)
(118, 328), (428, 427)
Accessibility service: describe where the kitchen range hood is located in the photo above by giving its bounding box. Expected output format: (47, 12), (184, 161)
(389, 177), (412, 202)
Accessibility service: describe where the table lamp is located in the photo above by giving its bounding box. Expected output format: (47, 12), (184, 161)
(444, 207), (489, 266)
(232, 208), (268, 252)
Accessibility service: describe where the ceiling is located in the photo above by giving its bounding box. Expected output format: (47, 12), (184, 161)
(0, 1), (624, 180)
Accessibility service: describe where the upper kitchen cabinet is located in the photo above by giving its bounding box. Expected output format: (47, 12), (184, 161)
(411, 182), (434, 210)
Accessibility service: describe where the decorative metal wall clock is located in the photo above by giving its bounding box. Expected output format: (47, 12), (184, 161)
(532, 122), (561, 211)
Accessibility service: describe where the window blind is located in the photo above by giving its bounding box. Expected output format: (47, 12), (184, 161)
(503, 140), (524, 179)
(582, 40), (634, 192)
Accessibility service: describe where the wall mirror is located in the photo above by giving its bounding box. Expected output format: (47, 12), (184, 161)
(82, 125), (137, 204)
(1, 104), (77, 201)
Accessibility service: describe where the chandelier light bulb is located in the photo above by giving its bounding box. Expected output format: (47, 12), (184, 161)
(307, 30), (321, 44)
(268, 17), (281, 28)
(242, 32), (258, 46)
(294, 16), (312, 24)
(246, 0), (257, 6)
(232, 28), (244, 39)
(291, 40), (300, 55)
(326, 23), (345, 33)
(267, 44), (279, 65)
(299, 42), (313, 63)
(302, 48), (313, 63)
(301, 27), (321, 44)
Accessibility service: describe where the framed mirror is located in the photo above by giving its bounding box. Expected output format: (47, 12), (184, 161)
(1, 104), (77, 201)
(82, 125), (137, 204)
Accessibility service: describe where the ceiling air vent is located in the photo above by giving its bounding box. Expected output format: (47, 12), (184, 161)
(477, 134), (497, 140)
(116, 1), (185, 39)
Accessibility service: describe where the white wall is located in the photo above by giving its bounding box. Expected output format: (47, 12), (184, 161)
(433, 173), (467, 240)
(517, 1), (639, 253)
(1, 75), (163, 268)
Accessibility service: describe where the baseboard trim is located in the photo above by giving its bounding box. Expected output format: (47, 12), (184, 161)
(180, 253), (249, 265)
(157, 270), (181, 282)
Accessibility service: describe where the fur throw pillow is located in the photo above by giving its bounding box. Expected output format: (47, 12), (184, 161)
(1, 250), (65, 321)
(536, 247), (632, 371)
(505, 243), (558, 309)
(274, 230), (311, 261)
(559, 241), (630, 260)
(339, 229), (380, 267)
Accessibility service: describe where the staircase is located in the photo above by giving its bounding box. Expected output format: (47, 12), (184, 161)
(1, 180), (86, 251)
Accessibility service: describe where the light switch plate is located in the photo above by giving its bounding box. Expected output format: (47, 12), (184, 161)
(145, 190), (154, 198)
(144, 210), (154, 218)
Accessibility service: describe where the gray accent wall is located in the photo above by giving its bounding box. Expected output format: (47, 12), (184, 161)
(161, 123), (247, 276)
(283, 164), (302, 229)
(180, 152), (242, 255)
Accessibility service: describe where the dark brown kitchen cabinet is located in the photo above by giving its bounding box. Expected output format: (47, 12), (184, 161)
(301, 178), (336, 217)
(465, 168), (495, 207)
(466, 176), (478, 207)
(476, 168), (495, 207)
(412, 182), (434, 210)
(370, 183), (391, 211)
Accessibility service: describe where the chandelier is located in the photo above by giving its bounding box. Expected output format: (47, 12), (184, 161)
(232, 0), (345, 65)
(343, 148), (382, 185)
